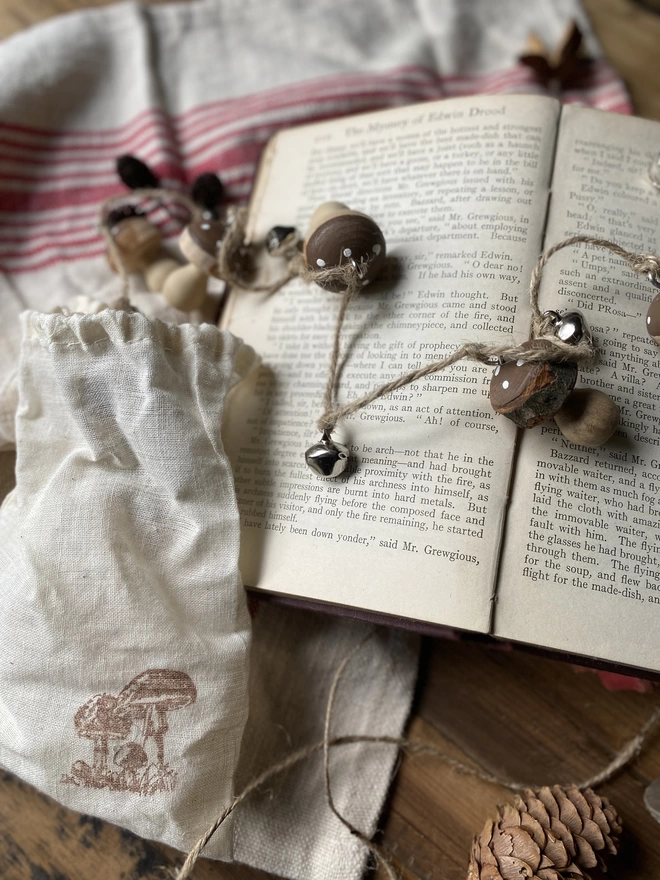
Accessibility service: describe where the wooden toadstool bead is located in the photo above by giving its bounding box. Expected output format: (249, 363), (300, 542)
(489, 341), (578, 428)
(161, 218), (225, 312)
(304, 201), (386, 292)
(143, 251), (182, 292)
(646, 293), (660, 345)
(554, 388), (620, 446)
(107, 212), (162, 274)
(179, 218), (225, 277)
(162, 262), (208, 311)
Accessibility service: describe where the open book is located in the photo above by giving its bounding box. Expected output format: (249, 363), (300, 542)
(221, 93), (660, 676)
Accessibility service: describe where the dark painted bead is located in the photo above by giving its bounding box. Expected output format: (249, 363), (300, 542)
(647, 293), (660, 344)
(190, 173), (224, 214)
(106, 205), (144, 228)
(489, 341), (577, 428)
(187, 219), (225, 256)
(305, 212), (386, 292)
(266, 225), (299, 254)
(116, 155), (160, 190)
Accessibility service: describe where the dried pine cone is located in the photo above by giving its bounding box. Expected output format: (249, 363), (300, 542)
(467, 784), (621, 880)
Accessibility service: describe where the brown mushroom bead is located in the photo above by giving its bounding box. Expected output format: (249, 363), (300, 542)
(107, 216), (162, 274)
(304, 201), (386, 292)
(554, 389), (620, 446)
(179, 218), (225, 278)
(489, 341), (578, 428)
(646, 293), (660, 344)
(162, 218), (225, 311)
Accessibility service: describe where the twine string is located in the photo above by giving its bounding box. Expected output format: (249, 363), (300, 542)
(528, 234), (660, 333)
(174, 631), (660, 880)
(316, 235), (660, 436)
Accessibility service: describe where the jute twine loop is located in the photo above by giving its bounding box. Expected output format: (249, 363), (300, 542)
(174, 629), (660, 880)
(316, 235), (660, 436)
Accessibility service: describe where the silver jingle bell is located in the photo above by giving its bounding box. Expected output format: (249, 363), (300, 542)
(544, 309), (591, 346)
(305, 433), (349, 478)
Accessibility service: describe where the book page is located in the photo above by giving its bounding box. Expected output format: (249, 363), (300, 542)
(495, 106), (660, 671)
(223, 95), (559, 632)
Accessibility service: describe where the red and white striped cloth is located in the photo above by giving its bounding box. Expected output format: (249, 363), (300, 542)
(0, 62), (629, 274)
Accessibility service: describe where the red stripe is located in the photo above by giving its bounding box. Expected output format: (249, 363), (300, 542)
(0, 105), (170, 142)
(0, 90), (433, 184)
(0, 59), (625, 144)
(0, 60), (631, 273)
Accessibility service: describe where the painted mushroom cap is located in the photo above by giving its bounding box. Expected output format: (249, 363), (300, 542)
(180, 218), (226, 276)
(647, 293), (660, 344)
(304, 206), (386, 292)
(489, 341), (578, 428)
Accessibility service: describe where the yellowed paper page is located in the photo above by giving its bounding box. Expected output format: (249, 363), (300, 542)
(495, 106), (660, 670)
(224, 95), (559, 632)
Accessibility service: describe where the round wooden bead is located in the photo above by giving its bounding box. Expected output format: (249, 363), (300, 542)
(646, 293), (660, 344)
(162, 263), (208, 311)
(107, 216), (162, 274)
(304, 201), (386, 292)
(489, 341), (578, 428)
(179, 219), (225, 277)
(554, 389), (620, 447)
(143, 252), (181, 292)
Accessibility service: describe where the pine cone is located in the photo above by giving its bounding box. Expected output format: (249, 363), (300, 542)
(467, 785), (621, 880)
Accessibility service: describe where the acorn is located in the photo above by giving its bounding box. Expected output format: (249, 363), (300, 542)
(554, 388), (620, 446)
(303, 201), (386, 292)
(489, 341), (578, 428)
(161, 218), (225, 311)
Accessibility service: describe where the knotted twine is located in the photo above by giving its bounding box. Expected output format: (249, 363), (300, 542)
(314, 235), (660, 436)
(174, 628), (660, 880)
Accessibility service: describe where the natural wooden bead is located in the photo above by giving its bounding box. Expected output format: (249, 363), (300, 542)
(646, 292), (660, 344)
(162, 263), (208, 311)
(489, 341), (577, 428)
(554, 388), (620, 446)
(179, 219), (225, 277)
(143, 251), (181, 292)
(304, 201), (386, 292)
(107, 216), (161, 274)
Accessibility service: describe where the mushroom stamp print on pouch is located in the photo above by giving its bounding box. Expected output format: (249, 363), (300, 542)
(62, 670), (197, 796)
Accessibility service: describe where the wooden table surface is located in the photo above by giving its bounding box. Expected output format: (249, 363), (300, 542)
(1, 1), (660, 878)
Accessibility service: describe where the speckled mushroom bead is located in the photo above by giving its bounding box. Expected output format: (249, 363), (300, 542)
(304, 201), (386, 292)
(489, 341), (620, 447)
(646, 293), (660, 344)
(162, 218), (225, 312)
(489, 341), (578, 428)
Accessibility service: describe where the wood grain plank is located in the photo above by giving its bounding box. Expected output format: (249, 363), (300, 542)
(0, 0), (181, 38)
